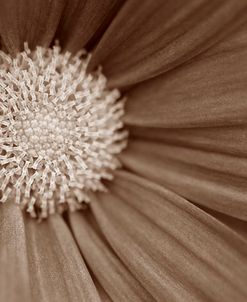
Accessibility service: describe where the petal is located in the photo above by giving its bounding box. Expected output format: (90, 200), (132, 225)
(24, 214), (101, 302)
(96, 171), (247, 301)
(0, 0), (65, 54)
(202, 207), (247, 241)
(91, 194), (185, 301)
(129, 125), (247, 157)
(56, 0), (123, 53)
(120, 139), (247, 220)
(216, 217), (247, 240)
(93, 278), (113, 302)
(124, 22), (247, 127)
(124, 139), (247, 178)
(0, 36), (7, 52)
(0, 202), (31, 302)
(89, 0), (247, 88)
(69, 210), (155, 302)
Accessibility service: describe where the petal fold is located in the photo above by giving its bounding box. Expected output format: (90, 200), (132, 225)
(202, 207), (247, 241)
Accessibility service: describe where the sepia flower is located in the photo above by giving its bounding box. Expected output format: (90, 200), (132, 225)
(1, 1), (247, 301)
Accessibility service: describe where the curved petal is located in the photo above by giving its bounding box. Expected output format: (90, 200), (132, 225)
(0, 202), (31, 302)
(124, 22), (247, 127)
(93, 277), (113, 302)
(56, 0), (123, 53)
(125, 139), (247, 178)
(69, 210), (155, 302)
(93, 171), (247, 301)
(199, 207), (247, 242)
(24, 214), (101, 302)
(89, 0), (247, 88)
(0, 0), (65, 54)
(129, 125), (247, 157)
(91, 195), (188, 301)
(120, 139), (247, 220)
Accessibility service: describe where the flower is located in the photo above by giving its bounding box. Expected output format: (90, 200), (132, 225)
(1, 1), (247, 302)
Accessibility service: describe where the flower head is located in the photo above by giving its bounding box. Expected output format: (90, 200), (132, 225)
(1, 1), (247, 302)
(0, 43), (127, 217)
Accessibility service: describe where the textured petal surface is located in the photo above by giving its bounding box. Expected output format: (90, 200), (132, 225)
(200, 207), (247, 241)
(129, 125), (247, 157)
(94, 171), (247, 301)
(124, 22), (247, 127)
(69, 210), (155, 302)
(89, 0), (247, 88)
(125, 139), (247, 178)
(0, 203), (31, 302)
(93, 278), (113, 302)
(24, 214), (101, 302)
(56, 0), (123, 53)
(120, 139), (247, 220)
(0, 0), (65, 53)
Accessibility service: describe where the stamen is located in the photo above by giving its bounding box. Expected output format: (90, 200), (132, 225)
(0, 43), (128, 218)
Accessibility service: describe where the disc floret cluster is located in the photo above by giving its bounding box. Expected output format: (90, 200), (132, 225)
(0, 44), (127, 218)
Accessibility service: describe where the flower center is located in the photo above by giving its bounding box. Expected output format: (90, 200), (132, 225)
(0, 43), (128, 218)
(14, 105), (76, 159)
